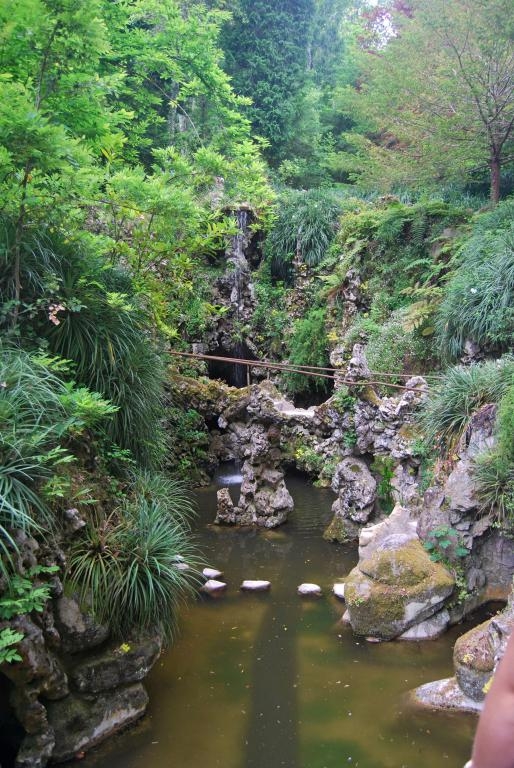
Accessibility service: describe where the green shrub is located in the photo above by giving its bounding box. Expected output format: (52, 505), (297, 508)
(436, 202), (514, 360)
(265, 188), (343, 280)
(67, 475), (199, 640)
(34, 241), (166, 468)
(420, 357), (514, 452)
(283, 307), (330, 397)
(365, 309), (428, 381)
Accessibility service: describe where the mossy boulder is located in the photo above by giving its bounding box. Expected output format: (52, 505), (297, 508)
(453, 620), (495, 702)
(345, 538), (455, 639)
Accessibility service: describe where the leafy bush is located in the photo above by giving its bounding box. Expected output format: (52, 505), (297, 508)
(265, 189), (343, 280)
(0, 346), (118, 570)
(283, 307), (330, 397)
(365, 309), (429, 381)
(436, 202), (514, 359)
(67, 475), (199, 640)
(420, 357), (514, 451)
(31, 240), (167, 468)
(423, 525), (469, 564)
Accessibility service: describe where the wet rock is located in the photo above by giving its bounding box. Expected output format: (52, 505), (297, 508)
(215, 488), (236, 524)
(203, 567), (223, 580)
(345, 537), (455, 640)
(399, 609), (450, 640)
(408, 677), (482, 714)
(69, 636), (162, 694)
(297, 583), (322, 597)
(358, 505), (417, 560)
(332, 584), (346, 600)
(240, 580), (270, 592)
(201, 579), (227, 595)
(47, 684), (148, 762)
(54, 597), (109, 654)
(331, 458), (377, 524)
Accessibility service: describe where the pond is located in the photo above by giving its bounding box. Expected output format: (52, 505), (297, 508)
(83, 469), (478, 768)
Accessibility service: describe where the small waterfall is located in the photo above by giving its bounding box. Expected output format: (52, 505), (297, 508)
(228, 209), (251, 387)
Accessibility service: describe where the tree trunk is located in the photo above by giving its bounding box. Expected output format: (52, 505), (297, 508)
(490, 152), (501, 205)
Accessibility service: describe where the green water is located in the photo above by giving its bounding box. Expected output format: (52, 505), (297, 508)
(83, 470), (478, 768)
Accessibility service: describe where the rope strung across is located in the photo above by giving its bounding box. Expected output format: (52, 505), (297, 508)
(169, 350), (436, 392)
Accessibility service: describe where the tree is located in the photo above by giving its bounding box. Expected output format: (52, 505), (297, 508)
(339, 0), (514, 202)
(220, 0), (314, 165)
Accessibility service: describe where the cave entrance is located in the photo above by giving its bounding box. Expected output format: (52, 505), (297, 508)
(0, 673), (24, 768)
(206, 344), (256, 388)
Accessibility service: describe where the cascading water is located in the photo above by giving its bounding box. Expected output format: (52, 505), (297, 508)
(228, 208), (251, 387)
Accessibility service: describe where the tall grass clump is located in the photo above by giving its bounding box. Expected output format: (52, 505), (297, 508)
(420, 357), (514, 451)
(473, 383), (514, 527)
(37, 241), (166, 468)
(436, 200), (514, 360)
(66, 474), (199, 639)
(265, 188), (343, 281)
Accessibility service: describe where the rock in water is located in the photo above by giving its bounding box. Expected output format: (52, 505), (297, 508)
(203, 567), (223, 579)
(240, 580), (271, 592)
(332, 583), (346, 600)
(201, 579), (227, 595)
(297, 583), (322, 597)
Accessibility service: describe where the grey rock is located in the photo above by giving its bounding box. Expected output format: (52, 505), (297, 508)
(399, 609), (450, 640)
(240, 580), (270, 592)
(47, 684), (148, 762)
(201, 579), (227, 595)
(69, 636), (161, 694)
(297, 583), (322, 597)
(54, 597), (109, 654)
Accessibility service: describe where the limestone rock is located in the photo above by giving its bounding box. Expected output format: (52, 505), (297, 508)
(344, 538), (455, 640)
(399, 609), (450, 640)
(215, 487), (236, 524)
(408, 677), (482, 714)
(69, 636), (162, 694)
(331, 458), (377, 524)
(201, 579), (227, 595)
(297, 583), (322, 597)
(358, 504), (417, 560)
(203, 567), (223, 580)
(240, 580), (270, 592)
(54, 596), (109, 654)
(332, 584), (346, 600)
(47, 684), (148, 762)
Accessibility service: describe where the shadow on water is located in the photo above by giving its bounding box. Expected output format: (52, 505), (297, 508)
(80, 466), (481, 768)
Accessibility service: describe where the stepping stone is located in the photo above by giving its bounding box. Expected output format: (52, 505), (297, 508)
(203, 567), (223, 579)
(332, 583), (345, 600)
(341, 610), (351, 624)
(297, 583), (322, 597)
(201, 579), (227, 595)
(240, 580), (271, 592)
(175, 562), (190, 572)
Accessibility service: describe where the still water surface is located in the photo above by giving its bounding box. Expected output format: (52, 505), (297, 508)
(84, 470), (477, 768)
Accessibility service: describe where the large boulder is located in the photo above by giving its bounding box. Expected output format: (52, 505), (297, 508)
(344, 537), (455, 639)
(410, 590), (514, 713)
(69, 636), (161, 694)
(323, 458), (377, 542)
(47, 684), (148, 762)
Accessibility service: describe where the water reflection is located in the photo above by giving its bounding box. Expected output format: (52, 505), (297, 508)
(82, 469), (477, 768)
